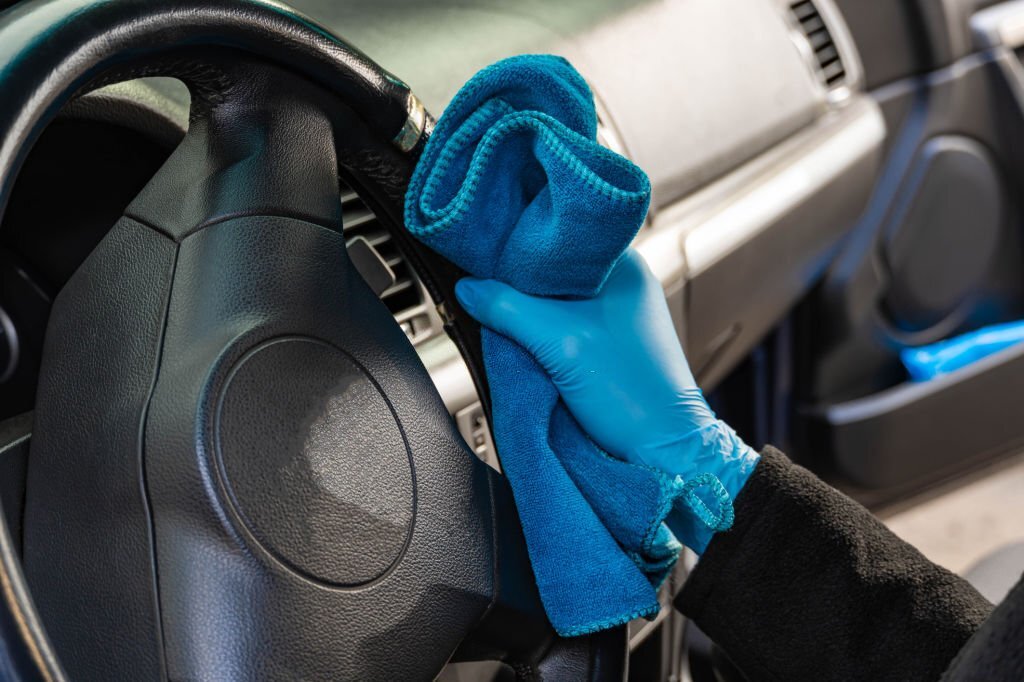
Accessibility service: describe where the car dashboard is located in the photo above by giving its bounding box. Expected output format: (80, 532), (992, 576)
(0, 0), (884, 669)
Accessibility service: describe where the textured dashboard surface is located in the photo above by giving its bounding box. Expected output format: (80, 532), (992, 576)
(288, 0), (825, 208)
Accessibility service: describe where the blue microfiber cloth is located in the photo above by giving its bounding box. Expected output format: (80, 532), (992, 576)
(405, 55), (724, 636)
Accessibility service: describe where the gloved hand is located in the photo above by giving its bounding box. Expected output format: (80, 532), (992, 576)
(455, 249), (761, 552)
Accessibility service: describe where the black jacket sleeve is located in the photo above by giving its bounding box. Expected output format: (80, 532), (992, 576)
(941, 575), (1024, 681)
(675, 447), (994, 682)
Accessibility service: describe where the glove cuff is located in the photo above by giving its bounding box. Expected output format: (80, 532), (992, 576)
(665, 420), (760, 554)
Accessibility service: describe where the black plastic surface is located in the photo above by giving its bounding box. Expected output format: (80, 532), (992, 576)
(0, 119), (173, 421)
(216, 336), (416, 588)
(23, 60), (492, 681)
(882, 135), (1004, 332)
(810, 340), (1024, 490)
(799, 54), (1024, 405)
(24, 216), (176, 681)
(142, 211), (492, 680)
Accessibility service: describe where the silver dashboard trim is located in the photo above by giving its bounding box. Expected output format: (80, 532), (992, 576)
(418, 335), (479, 413)
(972, 0), (1024, 49)
(392, 92), (427, 153)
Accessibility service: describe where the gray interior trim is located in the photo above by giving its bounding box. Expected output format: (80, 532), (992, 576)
(972, 0), (1024, 48)
(641, 95), (884, 284)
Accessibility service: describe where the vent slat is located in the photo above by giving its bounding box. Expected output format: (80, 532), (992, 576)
(381, 279), (415, 298)
(342, 210), (377, 231)
(807, 28), (831, 50)
(823, 61), (846, 83)
(816, 44), (840, 64)
(366, 233), (392, 248)
(789, 1), (847, 91)
(339, 181), (431, 335)
(791, 1), (816, 19)
(800, 16), (825, 33)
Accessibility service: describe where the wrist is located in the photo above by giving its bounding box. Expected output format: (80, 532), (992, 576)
(682, 424), (759, 553)
(642, 419), (760, 554)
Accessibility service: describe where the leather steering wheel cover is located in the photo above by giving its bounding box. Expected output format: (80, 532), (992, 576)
(0, 0), (413, 220)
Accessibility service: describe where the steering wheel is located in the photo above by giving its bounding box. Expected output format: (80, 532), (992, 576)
(0, 0), (629, 680)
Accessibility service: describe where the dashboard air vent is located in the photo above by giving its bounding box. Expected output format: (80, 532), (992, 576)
(789, 0), (847, 89)
(340, 182), (436, 343)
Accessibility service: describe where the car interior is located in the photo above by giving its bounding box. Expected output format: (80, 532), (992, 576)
(0, 0), (1023, 680)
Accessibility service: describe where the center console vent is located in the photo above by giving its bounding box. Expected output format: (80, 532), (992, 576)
(340, 182), (439, 344)
(789, 0), (847, 90)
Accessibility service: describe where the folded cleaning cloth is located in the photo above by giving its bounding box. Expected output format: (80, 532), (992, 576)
(404, 54), (729, 636)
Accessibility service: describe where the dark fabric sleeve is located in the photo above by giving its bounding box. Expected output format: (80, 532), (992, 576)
(675, 447), (994, 682)
(941, 575), (1024, 681)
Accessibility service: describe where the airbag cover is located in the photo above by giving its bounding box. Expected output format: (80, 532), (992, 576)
(216, 337), (414, 587)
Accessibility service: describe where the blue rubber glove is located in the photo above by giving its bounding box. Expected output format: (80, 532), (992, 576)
(455, 249), (760, 553)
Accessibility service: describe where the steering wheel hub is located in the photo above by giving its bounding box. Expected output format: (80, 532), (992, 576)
(216, 336), (415, 587)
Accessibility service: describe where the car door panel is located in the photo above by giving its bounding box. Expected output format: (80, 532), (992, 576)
(795, 1), (1024, 494)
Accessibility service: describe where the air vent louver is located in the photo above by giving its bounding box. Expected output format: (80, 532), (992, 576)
(790, 0), (847, 89)
(340, 182), (436, 343)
